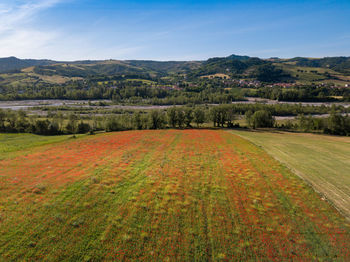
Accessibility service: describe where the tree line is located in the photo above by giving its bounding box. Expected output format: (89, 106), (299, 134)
(255, 85), (350, 102)
(0, 107), (206, 135)
(291, 113), (350, 136)
(0, 103), (349, 136)
(0, 82), (245, 105)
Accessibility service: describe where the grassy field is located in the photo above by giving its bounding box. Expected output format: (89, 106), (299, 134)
(0, 71), (79, 87)
(0, 130), (349, 260)
(0, 133), (83, 160)
(200, 73), (230, 79)
(276, 63), (350, 86)
(231, 130), (350, 219)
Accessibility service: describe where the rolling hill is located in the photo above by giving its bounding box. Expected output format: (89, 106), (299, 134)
(0, 55), (349, 88)
(0, 57), (56, 74)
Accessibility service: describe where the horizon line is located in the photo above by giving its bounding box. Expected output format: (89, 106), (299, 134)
(1, 54), (350, 62)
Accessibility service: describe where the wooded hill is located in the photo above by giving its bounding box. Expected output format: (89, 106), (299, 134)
(0, 55), (349, 86)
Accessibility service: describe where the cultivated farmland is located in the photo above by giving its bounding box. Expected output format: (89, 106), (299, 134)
(0, 130), (349, 261)
(232, 130), (350, 219)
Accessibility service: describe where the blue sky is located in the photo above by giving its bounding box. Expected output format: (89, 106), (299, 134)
(0, 0), (349, 60)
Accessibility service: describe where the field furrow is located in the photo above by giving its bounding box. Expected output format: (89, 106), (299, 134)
(0, 130), (349, 261)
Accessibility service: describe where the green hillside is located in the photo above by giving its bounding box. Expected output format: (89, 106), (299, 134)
(0, 55), (350, 86)
(0, 55), (349, 102)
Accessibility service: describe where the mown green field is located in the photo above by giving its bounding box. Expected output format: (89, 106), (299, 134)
(231, 130), (350, 219)
(0, 130), (349, 261)
(0, 133), (83, 160)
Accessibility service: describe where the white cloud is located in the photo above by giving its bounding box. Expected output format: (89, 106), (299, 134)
(0, 0), (146, 60)
(0, 1), (67, 59)
(0, 1), (63, 31)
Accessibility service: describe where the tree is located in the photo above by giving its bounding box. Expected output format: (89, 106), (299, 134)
(5, 111), (17, 132)
(15, 110), (30, 133)
(52, 112), (64, 133)
(217, 107), (227, 127)
(326, 112), (346, 135)
(133, 112), (143, 130)
(167, 107), (177, 128)
(184, 108), (193, 127)
(176, 108), (185, 128)
(245, 110), (253, 128)
(91, 116), (99, 132)
(77, 121), (91, 134)
(0, 109), (5, 131)
(149, 110), (165, 129)
(48, 120), (60, 135)
(34, 120), (50, 135)
(193, 107), (205, 127)
(226, 107), (236, 128)
(210, 107), (219, 127)
(105, 116), (122, 132)
(250, 110), (275, 128)
(66, 114), (78, 134)
(297, 114), (307, 131)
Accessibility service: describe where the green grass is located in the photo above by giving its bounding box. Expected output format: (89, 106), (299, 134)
(0, 133), (84, 160)
(275, 63), (350, 85)
(231, 129), (350, 219)
(125, 79), (156, 84)
(0, 130), (349, 260)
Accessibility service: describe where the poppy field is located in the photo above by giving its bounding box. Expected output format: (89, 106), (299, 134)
(0, 130), (349, 261)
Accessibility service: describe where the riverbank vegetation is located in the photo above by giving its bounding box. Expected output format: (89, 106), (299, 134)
(1, 103), (349, 136)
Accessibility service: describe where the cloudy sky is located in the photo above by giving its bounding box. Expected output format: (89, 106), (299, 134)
(0, 0), (349, 61)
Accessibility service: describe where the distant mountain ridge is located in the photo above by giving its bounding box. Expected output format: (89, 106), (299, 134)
(0, 55), (349, 83)
(0, 57), (56, 73)
(0, 57), (202, 75)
